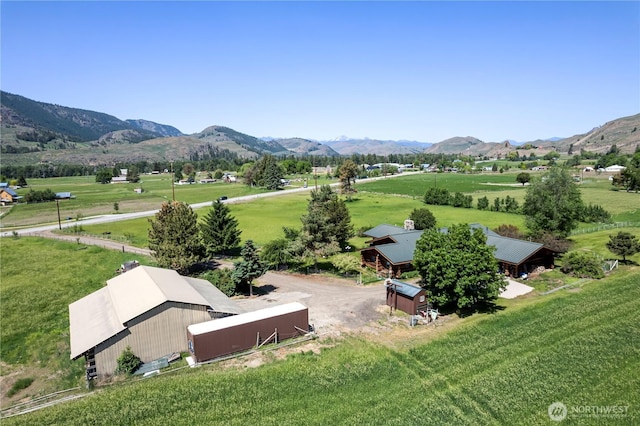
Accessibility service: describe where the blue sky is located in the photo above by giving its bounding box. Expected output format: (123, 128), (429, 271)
(2, 1), (639, 143)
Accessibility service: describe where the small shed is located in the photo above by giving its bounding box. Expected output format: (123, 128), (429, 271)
(55, 192), (74, 199)
(385, 279), (427, 315)
(187, 302), (309, 363)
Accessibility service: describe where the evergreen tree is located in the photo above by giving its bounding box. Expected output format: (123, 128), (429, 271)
(413, 224), (505, 311)
(127, 166), (140, 183)
(244, 154), (283, 190)
(522, 167), (584, 238)
(606, 231), (640, 262)
(232, 240), (267, 297)
(199, 200), (241, 257)
(148, 201), (204, 274)
(338, 159), (359, 201)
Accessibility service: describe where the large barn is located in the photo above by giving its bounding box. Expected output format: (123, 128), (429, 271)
(69, 265), (244, 378)
(361, 223), (557, 278)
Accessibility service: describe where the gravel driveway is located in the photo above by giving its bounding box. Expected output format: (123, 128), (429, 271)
(31, 231), (390, 333)
(235, 271), (387, 333)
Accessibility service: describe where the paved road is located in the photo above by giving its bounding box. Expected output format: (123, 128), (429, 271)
(1, 172), (413, 238)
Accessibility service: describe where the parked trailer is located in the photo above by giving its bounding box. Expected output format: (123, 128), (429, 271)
(187, 302), (309, 363)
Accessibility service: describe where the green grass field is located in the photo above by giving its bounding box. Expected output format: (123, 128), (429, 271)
(3, 268), (638, 425)
(0, 238), (152, 393)
(2, 171), (639, 422)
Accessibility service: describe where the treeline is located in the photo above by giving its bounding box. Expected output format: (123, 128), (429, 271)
(424, 186), (612, 223)
(23, 188), (56, 203)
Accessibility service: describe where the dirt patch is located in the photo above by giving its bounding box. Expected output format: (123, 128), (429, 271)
(0, 362), (72, 410)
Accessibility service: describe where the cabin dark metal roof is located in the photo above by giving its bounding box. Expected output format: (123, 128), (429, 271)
(362, 223), (548, 267)
(486, 235), (544, 265)
(386, 279), (423, 298)
(363, 224), (419, 239)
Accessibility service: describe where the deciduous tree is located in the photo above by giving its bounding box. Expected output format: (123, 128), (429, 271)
(413, 223), (505, 311)
(95, 168), (113, 184)
(338, 159), (359, 201)
(522, 167), (584, 238)
(516, 172), (531, 186)
(409, 208), (436, 230)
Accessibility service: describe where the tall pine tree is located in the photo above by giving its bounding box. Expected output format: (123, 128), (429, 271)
(232, 240), (267, 297)
(148, 201), (204, 274)
(199, 200), (241, 257)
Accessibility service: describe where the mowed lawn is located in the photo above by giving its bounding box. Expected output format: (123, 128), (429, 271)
(76, 191), (526, 249)
(5, 269), (639, 425)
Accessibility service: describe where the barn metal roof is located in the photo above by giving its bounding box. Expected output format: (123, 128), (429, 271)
(69, 266), (243, 359)
(69, 287), (126, 359)
(386, 279), (423, 297)
(188, 302), (307, 336)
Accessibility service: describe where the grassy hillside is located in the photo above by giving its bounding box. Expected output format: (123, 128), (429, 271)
(0, 238), (152, 396)
(4, 268), (638, 424)
(549, 113), (640, 155)
(0, 91), (140, 142)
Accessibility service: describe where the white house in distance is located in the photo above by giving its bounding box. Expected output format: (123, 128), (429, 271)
(604, 165), (626, 173)
(69, 265), (244, 378)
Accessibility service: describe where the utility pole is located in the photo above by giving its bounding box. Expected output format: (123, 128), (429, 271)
(56, 199), (62, 230)
(170, 161), (175, 202)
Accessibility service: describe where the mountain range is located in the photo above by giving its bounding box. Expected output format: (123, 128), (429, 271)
(1, 90), (638, 166)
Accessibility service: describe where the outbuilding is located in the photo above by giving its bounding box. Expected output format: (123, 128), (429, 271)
(385, 279), (427, 315)
(187, 302), (309, 363)
(69, 265), (243, 378)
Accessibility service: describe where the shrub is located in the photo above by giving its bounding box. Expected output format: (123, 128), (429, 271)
(580, 203), (612, 223)
(532, 232), (572, 254)
(477, 196), (489, 210)
(6, 377), (34, 397)
(116, 346), (142, 376)
(493, 224), (526, 240)
(409, 208), (436, 230)
(560, 251), (604, 279)
(424, 187), (451, 205)
(452, 192), (466, 208)
(200, 268), (237, 296)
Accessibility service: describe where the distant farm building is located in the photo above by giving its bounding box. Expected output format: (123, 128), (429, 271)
(361, 223), (557, 278)
(55, 192), (74, 199)
(604, 165), (626, 173)
(69, 266), (244, 378)
(0, 187), (20, 204)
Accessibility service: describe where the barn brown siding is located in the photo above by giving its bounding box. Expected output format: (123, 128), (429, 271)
(94, 302), (213, 376)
